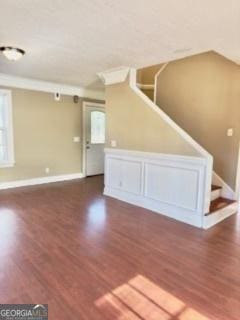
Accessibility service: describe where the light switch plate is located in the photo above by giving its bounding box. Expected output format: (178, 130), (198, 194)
(227, 128), (233, 137)
(73, 136), (80, 143)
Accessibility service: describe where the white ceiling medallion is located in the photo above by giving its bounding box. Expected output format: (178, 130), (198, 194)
(0, 46), (25, 61)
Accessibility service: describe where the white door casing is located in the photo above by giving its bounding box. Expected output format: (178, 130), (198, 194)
(82, 102), (105, 176)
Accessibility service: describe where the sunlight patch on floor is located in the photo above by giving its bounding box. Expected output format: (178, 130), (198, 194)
(95, 275), (210, 320)
(0, 209), (18, 254)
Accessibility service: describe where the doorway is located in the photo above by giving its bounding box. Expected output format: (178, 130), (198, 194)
(82, 102), (105, 176)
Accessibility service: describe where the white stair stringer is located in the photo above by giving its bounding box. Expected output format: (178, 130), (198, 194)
(98, 66), (214, 228)
(211, 188), (221, 201)
(203, 202), (238, 229)
(212, 171), (236, 200)
(129, 68), (213, 219)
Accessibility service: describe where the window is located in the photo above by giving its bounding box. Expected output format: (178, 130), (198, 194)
(0, 90), (14, 167)
(90, 111), (105, 144)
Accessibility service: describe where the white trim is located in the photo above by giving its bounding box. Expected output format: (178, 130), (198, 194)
(129, 68), (213, 214)
(82, 102), (105, 177)
(0, 89), (15, 168)
(129, 69), (212, 160)
(137, 83), (154, 90)
(0, 173), (84, 190)
(0, 162), (14, 168)
(211, 188), (221, 201)
(203, 202), (237, 229)
(97, 67), (130, 85)
(0, 73), (105, 100)
(154, 63), (169, 103)
(104, 187), (203, 227)
(104, 148), (207, 165)
(104, 148), (208, 228)
(212, 171), (236, 200)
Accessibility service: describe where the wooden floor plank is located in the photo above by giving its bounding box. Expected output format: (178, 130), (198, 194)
(0, 176), (239, 319)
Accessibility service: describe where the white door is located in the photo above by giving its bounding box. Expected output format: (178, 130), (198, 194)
(84, 104), (105, 176)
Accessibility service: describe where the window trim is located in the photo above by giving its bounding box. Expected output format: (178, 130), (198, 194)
(90, 110), (106, 144)
(0, 89), (14, 168)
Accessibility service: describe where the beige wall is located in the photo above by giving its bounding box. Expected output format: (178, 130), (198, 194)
(137, 64), (163, 101)
(0, 86), (103, 182)
(156, 51), (240, 189)
(137, 64), (163, 84)
(105, 79), (200, 156)
(141, 88), (154, 101)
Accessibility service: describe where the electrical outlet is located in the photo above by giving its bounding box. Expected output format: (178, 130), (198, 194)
(111, 140), (117, 147)
(45, 167), (50, 174)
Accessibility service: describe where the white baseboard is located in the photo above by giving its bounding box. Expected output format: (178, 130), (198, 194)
(0, 173), (84, 190)
(104, 187), (203, 228)
(203, 202), (237, 229)
(212, 171), (236, 200)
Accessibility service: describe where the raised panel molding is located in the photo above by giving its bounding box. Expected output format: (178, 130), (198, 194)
(105, 157), (142, 195)
(104, 148), (208, 228)
(105, 157), (122, 190)
(121, 159), (142, 195)
(144, 163), (200, 211)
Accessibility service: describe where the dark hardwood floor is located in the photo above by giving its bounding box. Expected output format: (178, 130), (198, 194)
(0, 176), (240, 319)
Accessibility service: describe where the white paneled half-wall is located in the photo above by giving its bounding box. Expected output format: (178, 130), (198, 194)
(104, 148), (209, 228)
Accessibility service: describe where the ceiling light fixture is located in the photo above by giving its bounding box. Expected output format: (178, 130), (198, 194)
(0, 46), (25, 61)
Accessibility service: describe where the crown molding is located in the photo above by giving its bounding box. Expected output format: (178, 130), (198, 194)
(0, 73), (105, 100)
(97, 67), (130, 85)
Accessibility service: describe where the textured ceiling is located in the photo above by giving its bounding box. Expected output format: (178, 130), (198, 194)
(0, 0), (240, 89)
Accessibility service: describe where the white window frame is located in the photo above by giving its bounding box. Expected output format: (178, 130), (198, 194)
(0, 89), (14, 168)
(90, 110), (106, 144)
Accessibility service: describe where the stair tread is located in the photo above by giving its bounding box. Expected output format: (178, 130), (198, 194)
(211, 184), (222, 191)
(205, 197), (236, 216)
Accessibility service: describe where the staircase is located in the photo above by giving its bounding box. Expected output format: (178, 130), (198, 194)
(137, 73), (238, 229)
(99, 66), (237, 229)
(203, 184), (238, 228)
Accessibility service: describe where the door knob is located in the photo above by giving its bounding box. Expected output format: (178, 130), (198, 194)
(86, 146), (90, 149)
